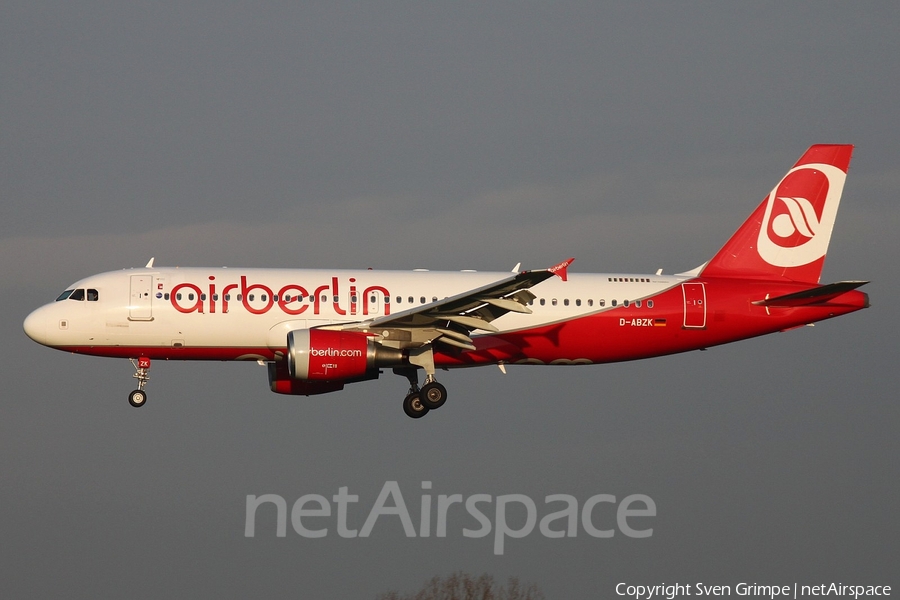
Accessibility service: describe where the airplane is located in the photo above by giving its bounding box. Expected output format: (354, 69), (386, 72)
(23, 145), (869, 418)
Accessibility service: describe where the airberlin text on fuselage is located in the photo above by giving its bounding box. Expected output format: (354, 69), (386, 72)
(170, 275), (390, 317)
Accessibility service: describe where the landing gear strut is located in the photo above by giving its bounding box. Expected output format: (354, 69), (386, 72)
(394, 361), (449, 419)
(129, 356), (151, 407)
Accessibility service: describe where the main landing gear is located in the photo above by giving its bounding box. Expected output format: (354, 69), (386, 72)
(396, 367), (448, 419)
(128, 356), (151, 407)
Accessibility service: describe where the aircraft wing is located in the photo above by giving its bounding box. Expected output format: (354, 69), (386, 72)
(327, 258), (574, 350)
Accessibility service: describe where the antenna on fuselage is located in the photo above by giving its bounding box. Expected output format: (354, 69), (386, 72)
(145, 257), (155, 268)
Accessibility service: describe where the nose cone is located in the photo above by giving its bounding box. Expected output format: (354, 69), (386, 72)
(23, 305), (51, 346)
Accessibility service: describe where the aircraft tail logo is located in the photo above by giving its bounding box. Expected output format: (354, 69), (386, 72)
(772, 196), (819, 239)
(701, 145), (853, 283)
(756, 162), (846, 268)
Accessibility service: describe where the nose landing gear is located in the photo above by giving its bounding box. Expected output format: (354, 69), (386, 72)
(128, 356), (151, 407)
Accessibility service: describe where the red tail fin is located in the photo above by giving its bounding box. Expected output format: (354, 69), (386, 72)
(701, 144), (853, 283)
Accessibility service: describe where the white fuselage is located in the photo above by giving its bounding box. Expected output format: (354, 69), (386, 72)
(25, 266), (683, 360)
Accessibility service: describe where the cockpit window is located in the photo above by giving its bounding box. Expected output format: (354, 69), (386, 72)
(55, 288), (98, 301)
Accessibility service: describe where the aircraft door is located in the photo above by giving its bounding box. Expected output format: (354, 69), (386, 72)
(682, 282), (706, 329)
(129, 275), (153, 321)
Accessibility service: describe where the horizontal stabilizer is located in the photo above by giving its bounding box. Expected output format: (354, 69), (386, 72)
(753, 281), (869, 307)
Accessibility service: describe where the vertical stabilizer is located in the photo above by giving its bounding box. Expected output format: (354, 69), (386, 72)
(701, 145), (853, 283)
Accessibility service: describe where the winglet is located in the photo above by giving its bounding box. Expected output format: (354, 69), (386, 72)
(548, 258), (575, 281)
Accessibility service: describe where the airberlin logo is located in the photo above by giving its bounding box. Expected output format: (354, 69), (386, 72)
(757, 163), (847, 268)
(770, 196), (820, 239)
(310, 348), (363, 358)
(169, 275), (391, 317)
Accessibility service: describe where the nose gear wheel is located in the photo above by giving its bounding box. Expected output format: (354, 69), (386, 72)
(128, 357), (151, 408)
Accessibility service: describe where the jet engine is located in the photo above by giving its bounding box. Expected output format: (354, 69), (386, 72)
(267, 362), (346, 395)
(286, 329), (404, 381)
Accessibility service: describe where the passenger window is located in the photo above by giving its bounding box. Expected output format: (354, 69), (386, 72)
(599, 300), (605, 307)
(588, 299), (593, 307)
(87, 289), (99, 301)
(552, 299), (558, 306)
(612, 299), (617, 307)
(648, 300), (654, 308)
(635, 299), (641, 308)
(540, 299), (546, 306)
(575, 299), (581, 306)
(564, 299), (570, 306)
(624, 299), (630, 307)
(408, 296), (414, 304)
(69, 289), (85, 301)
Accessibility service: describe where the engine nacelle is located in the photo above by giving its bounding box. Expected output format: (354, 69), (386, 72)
(267, 361), (343, 395)
(268, 361), (380, 396)
(287, 329), (404, 381)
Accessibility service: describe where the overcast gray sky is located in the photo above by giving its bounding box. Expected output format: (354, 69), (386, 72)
(2, 2), (898, 598)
